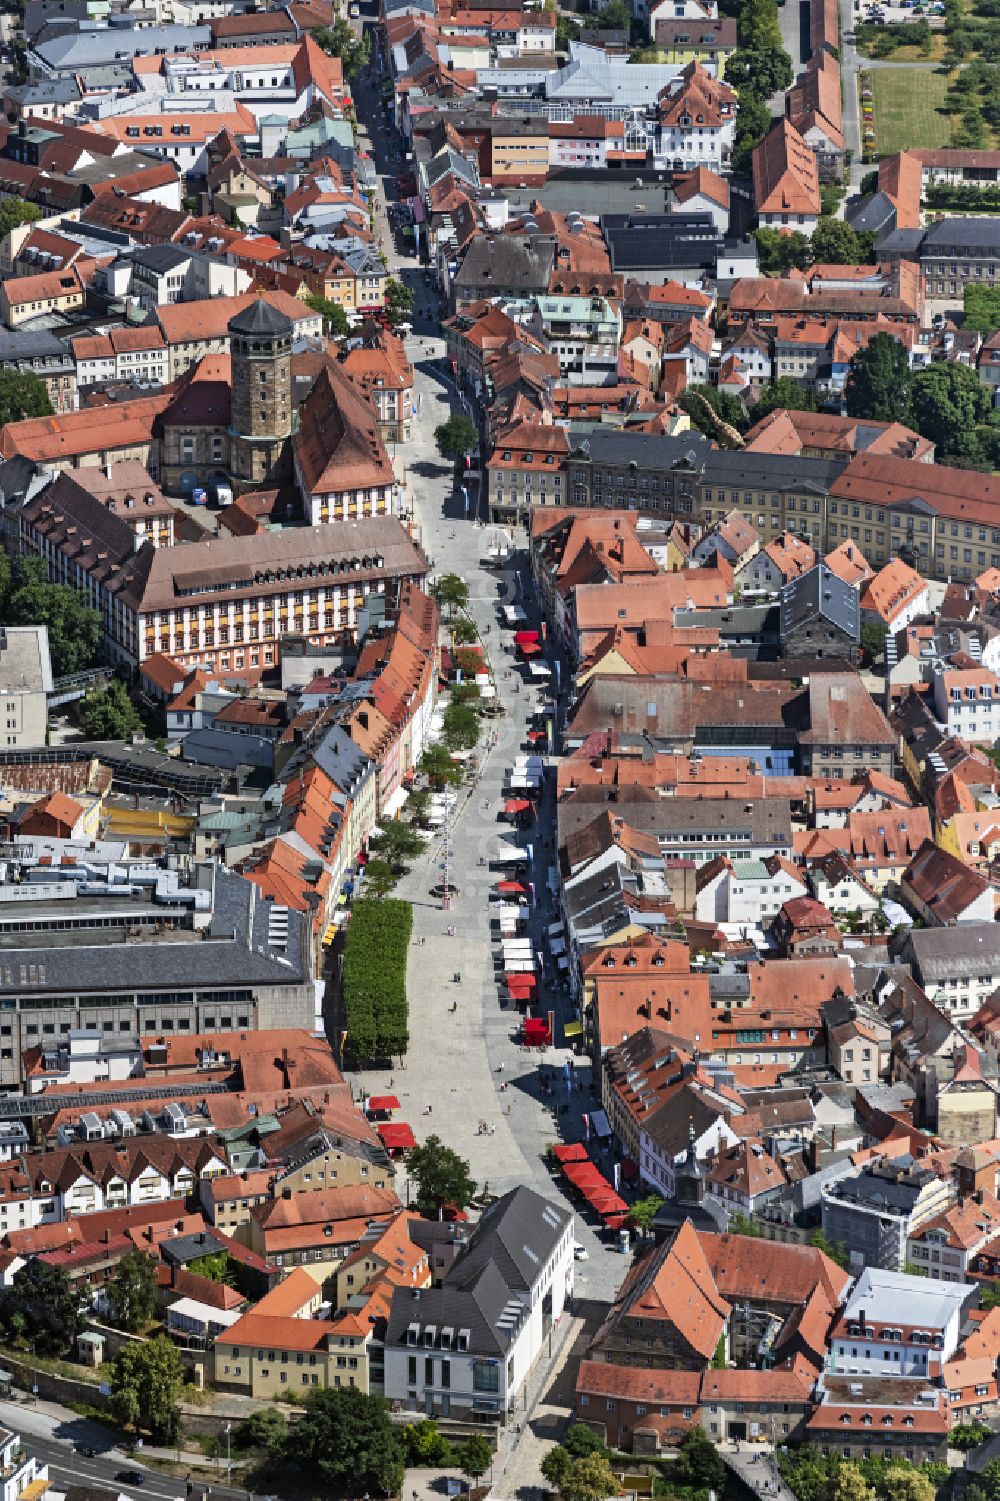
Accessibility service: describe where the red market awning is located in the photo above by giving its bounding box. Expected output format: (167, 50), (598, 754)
(378, 1122), (417, 1151)
(604, 1211), (630, 1230)
(505, 972), (537, 990)
(563, 1162), (604, 1189)
(553, 1143), (589, 1164)
(497, 880), (526, 895)
(518, 641), (542, 657)
(504, 799), (534, 816)
(367, 1095), (400, 1112)
(526, 730), (546, 743)
(514, 630), (540, 646)
(523, 1018), (551, 1045)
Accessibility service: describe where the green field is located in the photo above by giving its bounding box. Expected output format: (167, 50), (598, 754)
(870, 66), (952, 154)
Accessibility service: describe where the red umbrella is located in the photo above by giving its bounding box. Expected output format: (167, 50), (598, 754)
(553, 1143), (589, 1163)
(519, 640), (542, 657)
(497, 880), (526, 895)
(514, 630), (540, 646)
(504, 798), (534, 816)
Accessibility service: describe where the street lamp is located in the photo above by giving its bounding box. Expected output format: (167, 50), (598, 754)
(225, 1423), (231, 1484)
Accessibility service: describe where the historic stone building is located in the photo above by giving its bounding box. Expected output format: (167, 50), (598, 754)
(228, 299), (295, 492)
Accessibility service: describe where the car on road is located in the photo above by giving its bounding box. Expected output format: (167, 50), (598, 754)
(574, 1244), (589, 1260)
(76, 1447), (97, 1459)
(116, 1471), (145, 1486)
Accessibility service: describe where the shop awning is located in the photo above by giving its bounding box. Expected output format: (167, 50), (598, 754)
(496, 880), (526, 895)
(523, 1018), (551, 1044)
(591, 1109), (612, 1139)
(368, 1095), (400, 1112)
(553, 1143), (589, 1164)
(519, 641), (542, 657)
(563, 1019), (584, 1038)
(378, 1122), (417, 1151)
(514, 630), (540, 646)
(504, 798), (533, 816)
(382, 785), (409, 819)
(563, 1162), (604, 1189)
(526, 729), (547, 743)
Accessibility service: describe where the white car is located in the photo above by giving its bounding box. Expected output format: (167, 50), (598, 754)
(573, 1244), (589, 1261)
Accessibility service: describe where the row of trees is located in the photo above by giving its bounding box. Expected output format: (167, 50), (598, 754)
(723, 0), (793, 172)
(844, 331), (1000, 467)
(342, 896), (412, 1060)
(754, 217), (878, 273)
(779, 1447), (947, 1501)
(944, 58), (1000, 147)
(542, 1423), (725, 1501)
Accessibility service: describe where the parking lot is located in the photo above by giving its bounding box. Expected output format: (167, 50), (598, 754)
(853, 0), (944, 20)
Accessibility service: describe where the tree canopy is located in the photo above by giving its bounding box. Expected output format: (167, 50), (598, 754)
(747, 378), (817, 427)
(5, 555), (101, 678)
(385, 278), (414, 324)
(303, 293), (349, 338)
(724, 44), (792, 93)
(0, 198), (42, 238)
(0, 370), (52, 427)
(909, 362), (995, 463)
(80, 680), (142, 741)
(434, 415), (478, 462)
(431, 572), (470, 615)
(844, 332), (914, 424)
(109, 1335), (183, 1442)
(106, 1248), (157, 1332)
(297, 1387), (406, 1498)
(406, 1133), (476, 1214)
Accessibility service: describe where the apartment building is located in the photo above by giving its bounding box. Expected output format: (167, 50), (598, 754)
(0, 330), (75, 412)
(932, 666), (1000, 744)
(901, 925), (1000, 1022)
(487, 423), (569, 522)
(921, 217), (1000, 298)
(822, 1162), (955, 1273)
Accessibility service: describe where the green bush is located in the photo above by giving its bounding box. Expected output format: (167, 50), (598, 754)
(342, 897), (412, 1060)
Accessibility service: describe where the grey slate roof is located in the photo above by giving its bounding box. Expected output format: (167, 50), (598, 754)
(703, 449), (848, 494)
(922, 216), (1000, 252)
(0, 866), (307, 995)
(0, 329), (73, 366)
(447, 1185), (572, 1293)
(132, 243), (193, 275)
(601, 211), (718, 273)
(31, 22), (211, 71)
(229, 297), (295, 338)
(386, 1261), (517, 1355)
(779, 562), (860, 642)
(904, 923), (1000, 983)
(569, 429), (710, 469)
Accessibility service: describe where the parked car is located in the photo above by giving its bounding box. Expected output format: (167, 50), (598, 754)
(116, 1472), (145, 1487)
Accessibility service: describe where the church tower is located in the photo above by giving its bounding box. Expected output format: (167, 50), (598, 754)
(228, 299), (295, 492)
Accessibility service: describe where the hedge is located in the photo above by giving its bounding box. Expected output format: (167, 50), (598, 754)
(342, 897), (412, 1061)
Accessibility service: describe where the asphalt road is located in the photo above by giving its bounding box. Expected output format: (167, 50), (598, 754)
(0, 1402), (249, 1501)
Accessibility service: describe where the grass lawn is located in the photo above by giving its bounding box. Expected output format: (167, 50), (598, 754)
(871, 66), (953, 152)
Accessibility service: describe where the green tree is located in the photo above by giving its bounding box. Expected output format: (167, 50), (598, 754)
(860, 620), (887, 667)
(459, 1434), (493, 1480)
(556, 12), (581, 44)
(234, 1407), (289, 1456)
(881, 1468), (936, 1501)
(747, 377), (818, 426)
(0, 370), (52, 428)
(805, 1228), (849, 1268)
(188, 1250), (235, 1285)
(725, 44), (792, 93)
(303, 293), (349, 338)
(627, 1195), (664, 1235)
(727, 1211), (761, 1238)
(420, 742), (464, 789)
(753, 227), (812, 274)
(675, 1427), (726, 1492)
(406, 1133), (476, 1214)
(12, 1259), (89, 1345)
(79, 679), (142, 741)
(629, 44), (660, 59)
(362, 856), (396, 899)
(563, 1425), (607, 1459)
(811, 216), (875, 265)
(542, 1447), (574, 1492)
(297, 1386), (405, 1498)
(451, 615), (478, 645)
(558, 1455), (620, 1501)
(597, 0), (631, 25)
(442, 700), (480, 751)
(844, 331), (913, 424)
(731, 94), (773, 174)
(434, 415), (478, 463)
(6, 555), (102, 678)
(966, 283), (1000, 335)
(106, 1248), (157, 1332)
(678, 385), (747, 437)
(369, 819), (426, 870)
(313, 19), (370, 77)
(829, 1462), (874, 1501)
(385, 278), (414, 326)
(0, 197), (41, 239)
(408, 788), (432, 827)
(979, 1460), (1000, 1501)
(404, 1419), (452, 1466)
(910, 361), (995, 462)
(109, 1335), (183, 1442)
(951, 1422), (992, 1450)
(430, 572), (470, 616)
